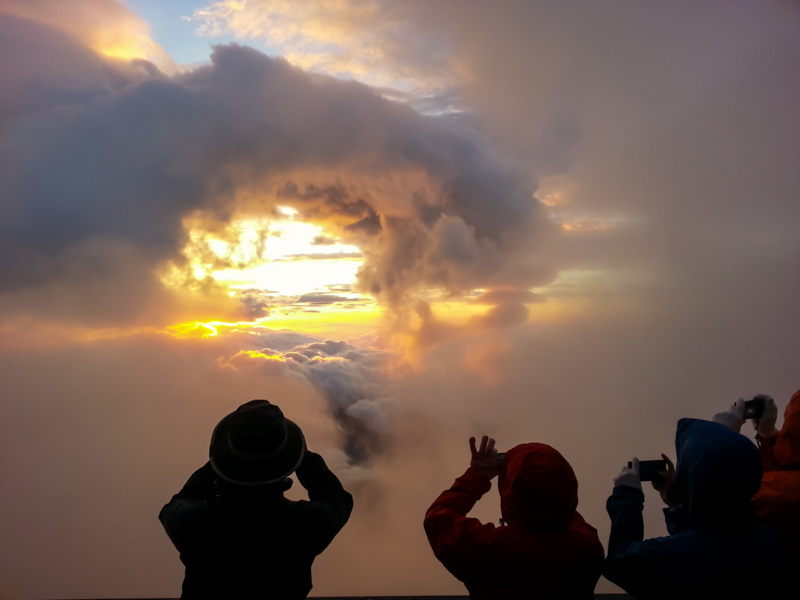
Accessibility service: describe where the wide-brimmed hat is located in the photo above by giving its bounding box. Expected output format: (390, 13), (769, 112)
(210, 400), (305, 485)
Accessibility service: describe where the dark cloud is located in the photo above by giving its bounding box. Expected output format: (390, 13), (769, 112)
(277, 252), (362, 261)
(296, 293), (351, 304)
(344, 209), (382, 236)
(237, 291), (271, 318)
(312, 235), (337, 245)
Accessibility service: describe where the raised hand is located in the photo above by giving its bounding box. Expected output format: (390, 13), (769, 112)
(712, 398), (746, 432)
(469, 435), (499, 479)
(613, 457), (642, 491)
(652, 453), (678, 508)
(752, 395), (779, 438)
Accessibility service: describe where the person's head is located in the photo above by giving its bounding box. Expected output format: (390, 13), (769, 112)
(498, 443), (579, 530)
(674, 418), (761, 531)
(209, 400), (305, 486)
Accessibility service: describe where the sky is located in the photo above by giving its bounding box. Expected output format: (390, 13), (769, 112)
(0, 0), (799, 597)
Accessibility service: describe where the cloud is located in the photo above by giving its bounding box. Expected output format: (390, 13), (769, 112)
(472, 289), (545, 305)
(312, 235), (337, 245)
(279, 253), (362, 261)
(297, 293), (352, 304)
(1, 0), (175, 72)
(188, 0), (456, 93)
(223, 334), (393, 464)
(237, 291), (271, 318)
(0, 19), (543, 329)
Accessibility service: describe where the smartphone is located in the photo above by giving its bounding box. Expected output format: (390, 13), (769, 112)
(629, 459), (667, 482)
(496, 452), (507, 465)
(744, 397), (766, 420)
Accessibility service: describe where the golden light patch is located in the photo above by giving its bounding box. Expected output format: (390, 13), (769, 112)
(560, 221), (617, 232)
(534, 175), (576, 207)
(96, 36), (152, 61)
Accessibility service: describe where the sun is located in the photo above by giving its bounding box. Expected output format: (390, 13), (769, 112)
(162, 208), (384, 331)
(209, 208), (364, 297)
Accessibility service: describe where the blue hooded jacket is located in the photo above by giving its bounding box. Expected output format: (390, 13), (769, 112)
(604, 419), (787, 599)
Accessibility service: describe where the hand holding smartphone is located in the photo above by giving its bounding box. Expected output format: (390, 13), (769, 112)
(628, 459), (667, 482)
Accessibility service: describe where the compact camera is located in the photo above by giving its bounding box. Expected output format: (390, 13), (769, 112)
(743, 397), (766, 420)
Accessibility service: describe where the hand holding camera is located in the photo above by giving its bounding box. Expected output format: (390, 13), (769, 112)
(749, 395), (778, 438)
(469, 435), (500, 479)
(614, 457), (642, 491)
(650, 454), (678, 508)
(712, 398), (746, 432)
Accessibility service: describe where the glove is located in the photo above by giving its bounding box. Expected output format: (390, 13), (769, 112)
(752, 395), (779, 438)
(712, 398), (746, 432)
(614, 457), (642, 491)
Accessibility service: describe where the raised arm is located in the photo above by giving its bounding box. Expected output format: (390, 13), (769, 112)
(294, 451), (354, 553)
(158, 462), (217, 551)
(423, 436), (500, 581)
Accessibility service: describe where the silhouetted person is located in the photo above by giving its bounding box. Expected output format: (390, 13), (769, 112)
(605, 419), (787, 599)
(159, 400), (353, 599)
(424, 436), (604, 599)
(714, 393), (800, 596)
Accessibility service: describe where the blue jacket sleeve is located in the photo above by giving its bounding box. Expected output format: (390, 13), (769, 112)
(603, 485), (663, 597)
(606, 484), (645, 556)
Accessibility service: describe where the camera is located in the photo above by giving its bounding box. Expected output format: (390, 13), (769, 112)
(628, 459), (667, 482)
(743, 397), (766, 420)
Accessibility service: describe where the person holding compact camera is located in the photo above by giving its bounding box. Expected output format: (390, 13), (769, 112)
(714, 391), (800, 596)
(604, 418), (787, 599)
(424, 436), (604, 599)
(159, 400), (353, 599)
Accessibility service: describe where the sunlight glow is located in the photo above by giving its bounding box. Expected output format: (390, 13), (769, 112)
(210, 216), (363, 295)
(166, 214), (366, 297)
(215, 258), (362, 296)
(163, 212), (570, 343)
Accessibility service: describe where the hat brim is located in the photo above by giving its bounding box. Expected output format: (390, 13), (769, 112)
(209, 414), (305, 485)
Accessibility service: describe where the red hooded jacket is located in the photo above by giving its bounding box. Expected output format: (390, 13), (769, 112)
(424, 443), (604, 599)
(753, 389), (800, 593)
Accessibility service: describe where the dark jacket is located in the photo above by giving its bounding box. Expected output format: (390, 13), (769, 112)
(754, 388), (800, 595)
(159, 451), (353, 599)
(424, 443), (605, 599)
(604, 418), (787, 600)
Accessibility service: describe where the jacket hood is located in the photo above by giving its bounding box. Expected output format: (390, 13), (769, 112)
(498, 443), (578, 530)
(774, 389), (800, 469)
(674, 418), (762, 531)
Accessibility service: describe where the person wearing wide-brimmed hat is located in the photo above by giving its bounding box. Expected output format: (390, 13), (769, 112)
(159, 400), (353, 599)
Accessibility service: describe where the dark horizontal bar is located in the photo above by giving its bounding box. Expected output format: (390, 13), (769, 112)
(50, 596), (632, 599)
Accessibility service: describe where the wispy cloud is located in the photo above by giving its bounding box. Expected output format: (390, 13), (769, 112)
(188, 0), (460, 94)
